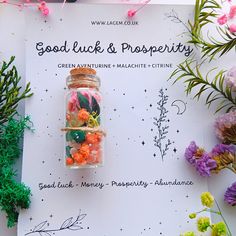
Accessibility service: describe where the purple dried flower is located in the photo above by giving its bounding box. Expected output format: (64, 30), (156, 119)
(185, 142), (217, 177)
(214, 111), (236, 145)
(185, 141), (205, 165)
(195, 154), (217, 177)
(224, 182), (236, 206)
(211, 143), (235, 156)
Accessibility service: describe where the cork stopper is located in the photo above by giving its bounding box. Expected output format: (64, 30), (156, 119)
(70, 67), (96, 76)
(67, 67), (100, 89)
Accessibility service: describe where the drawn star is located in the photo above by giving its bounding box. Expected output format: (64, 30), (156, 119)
(177, 130), (180, 133)
(29, 217), (33, 221)
(167, 119), (170, 122)
(45, 89), (48, 92)
(173, 148), (177, 153)
(120, 228), (123, 231)
(58, 158), (61, 162)
(142, 141), (145, 145)
(153, 153), (156, 157)
(186, 195), (189, 198)
(149, 104), (152, 107)
(50, 214), (53, 218)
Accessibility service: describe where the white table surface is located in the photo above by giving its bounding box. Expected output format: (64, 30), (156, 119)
(0, 0), (235, 235)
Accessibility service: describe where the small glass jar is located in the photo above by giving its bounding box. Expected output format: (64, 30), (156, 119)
(63, 67), (104, 168)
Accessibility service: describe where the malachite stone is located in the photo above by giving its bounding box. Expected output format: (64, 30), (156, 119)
(70, 130), (86, 143)
(66, 146), (72, 157)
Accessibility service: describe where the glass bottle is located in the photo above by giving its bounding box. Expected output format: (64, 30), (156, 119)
(63, 67), (104, 168)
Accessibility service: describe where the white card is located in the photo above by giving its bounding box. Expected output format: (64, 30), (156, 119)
(19, 4), (211, 236)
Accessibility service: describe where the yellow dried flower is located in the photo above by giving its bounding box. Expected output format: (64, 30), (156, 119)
(201, 192), (214, 208)
(197, 217), (211, 232)
(211, 222), (227, 236)
(189, 213), (196, 219)
(180, 232), (195, 236)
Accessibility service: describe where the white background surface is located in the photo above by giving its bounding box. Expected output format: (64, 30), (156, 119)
(0, 0), (235, 236)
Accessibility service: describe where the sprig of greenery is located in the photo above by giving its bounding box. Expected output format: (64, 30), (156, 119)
(170, 59), (236, 113)
(0, 57), (33, 227)
(0, 56), (33, 125)
(189, 0), (236, 60)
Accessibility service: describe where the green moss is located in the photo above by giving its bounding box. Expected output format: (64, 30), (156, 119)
(0, 117), (32, 227)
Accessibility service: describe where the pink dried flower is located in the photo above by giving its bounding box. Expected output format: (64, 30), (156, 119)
(214, 111), (236, 145)
(229, 5), (236, 19)
(217, 14), (228, 25)
(127, 9), (136, 18)
(68, 91), (78, 112)
(38, 1), (49, 16)
(225, 66), (236, 91)
(229, 23), (236, 33)
(42, 7), (49, 16)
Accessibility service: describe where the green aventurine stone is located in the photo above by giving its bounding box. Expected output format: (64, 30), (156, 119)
(66, 146), (72, 157)
(70, 130), (86, 143)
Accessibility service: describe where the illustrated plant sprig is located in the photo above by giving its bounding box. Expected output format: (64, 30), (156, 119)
(189, 0), (236, 60)
(25, 211), (87, 236)
(0, 56), (33, 125)
(170, 59), (236, 113)
(154, 89), (172, 161)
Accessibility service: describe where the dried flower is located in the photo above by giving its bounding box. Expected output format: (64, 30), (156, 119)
(214, 111), (236, 145)
(78, 108), (90, 122)
(127, 9), (136, 18)
(229, 5), (236, 19)
(68, 91), (78, 113)
(224, 182), (236, 206)
(181, 232), (195, 236)
(195, 153), (217, 177)
(185, 142), (217, 176)
(225, 66), (236, 91)
(211, 222), (227, 236)
(210, 144), (235, 172)
(189, 213), (196, 219)
(201, 192), (214, 208)
(185, 141), (205, 165)
(197, 217), (210, 232)
(229, 23), (236, 33)
(217, 14), (228, 25)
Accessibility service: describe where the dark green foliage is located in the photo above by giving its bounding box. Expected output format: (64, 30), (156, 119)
(91, 96), (100, 116)
(170, 59), (236, 113)
(66, 146), (72, 157)
(0, 117), (32, 227)
(0, 56), (33, 125)
(77, 92), (91, 113)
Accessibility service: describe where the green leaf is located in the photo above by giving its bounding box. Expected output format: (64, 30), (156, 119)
(66, 146), (72, 157)
(169, 58), (236, 113)
(91, 96), (100, 116)
(77, 92), (91, 113)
